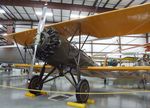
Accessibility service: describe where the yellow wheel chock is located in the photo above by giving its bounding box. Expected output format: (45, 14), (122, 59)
(40, 90), (48, 95)
(25, 92), (36, 97)
(67, 102), (86, 108)
(87, 99), (95, 104)
(25, 90), (48, 97)
(67, 99), (95, 108)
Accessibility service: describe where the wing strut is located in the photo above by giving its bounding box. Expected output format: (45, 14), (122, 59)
(29, 7), (47, 79)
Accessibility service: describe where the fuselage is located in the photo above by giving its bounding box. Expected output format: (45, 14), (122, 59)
(36, 28), (96, 68)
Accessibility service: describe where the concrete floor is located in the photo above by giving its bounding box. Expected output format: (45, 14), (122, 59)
(0, 71), (150, 108)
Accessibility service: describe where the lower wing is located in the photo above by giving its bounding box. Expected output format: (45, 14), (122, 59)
(81, 66), (150, 78)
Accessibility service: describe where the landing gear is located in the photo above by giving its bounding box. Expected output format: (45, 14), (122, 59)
(28, 75), (43, 95)
(64, 67), (90, 103)
(76, 79), (90, 103)
(27, 64), (90, 103)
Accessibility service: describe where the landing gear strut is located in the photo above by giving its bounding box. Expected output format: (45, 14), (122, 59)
(72, 24), (90, 103)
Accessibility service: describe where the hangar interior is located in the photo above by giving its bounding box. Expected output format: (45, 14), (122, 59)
(0, 0), (150, 108)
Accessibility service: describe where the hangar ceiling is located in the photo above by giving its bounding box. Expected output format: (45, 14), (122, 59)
(0, 0), (149, 62)
(0, 0), (149, 34)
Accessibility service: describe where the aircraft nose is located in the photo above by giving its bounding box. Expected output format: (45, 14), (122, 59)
(36, 28), (60, 61)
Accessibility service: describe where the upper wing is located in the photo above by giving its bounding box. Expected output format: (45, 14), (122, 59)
(6, 3), (150, 45)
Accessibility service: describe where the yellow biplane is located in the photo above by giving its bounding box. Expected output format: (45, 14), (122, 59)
(2, 3), (150, 103)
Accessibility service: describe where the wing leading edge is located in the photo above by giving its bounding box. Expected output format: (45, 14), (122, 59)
(5, 3), (150, 46)
(81, 66), (150, 78)
(82, 66), (150, 71)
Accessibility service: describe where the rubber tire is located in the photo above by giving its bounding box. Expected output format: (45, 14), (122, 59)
(76, 79), (90, 103)
(28, 75), (43, 95)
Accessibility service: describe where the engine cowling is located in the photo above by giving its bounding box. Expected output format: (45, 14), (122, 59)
(36, 28), (60, 62)
(36, 28), (96, 67)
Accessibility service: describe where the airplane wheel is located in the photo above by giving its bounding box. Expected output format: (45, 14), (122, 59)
(76, 79), (90, 103)
(28, 75), (43, 95)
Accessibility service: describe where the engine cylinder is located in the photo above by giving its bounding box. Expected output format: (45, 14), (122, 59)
(36, 28), (60, 62)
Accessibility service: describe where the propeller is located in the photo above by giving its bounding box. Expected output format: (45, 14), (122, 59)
(29, 6), (47, 79)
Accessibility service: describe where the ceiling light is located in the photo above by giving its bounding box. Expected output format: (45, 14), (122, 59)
(94, 13), (98, 15)
(35, 12), (53, 16)
(0, 25), (3, 28)
(3, 33), (7, 36)
(70, 14), (79, 19)
(107, 53), (122, 56)
(46, 12), (53, 16)
(70, 14), (87, 19)
(0, 9), (5, 14)
(44, 2), (48, 6)
(79, 15), (87, 18)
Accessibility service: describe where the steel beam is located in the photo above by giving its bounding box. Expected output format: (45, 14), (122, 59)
(93, 0), (99, 7)
(103, 0), (110, 8)
(125, 0), (135, 8)
(0, 20), (14, 25)
(32, 7), (39, 21)
(145, 33), (149, 43)
(91, 41), (93, 56)
(13, 6), (25, 20)
(23, 7), (32, 20)
(0, 19), (56, 25)
(77, 42), (146, 46)
(141, 0), (148, 4)
(0, 31), (5, 34)
(113, 0), (122, 9)
(0, 0), (114, 13)
(4, 6), (18, 19)
(85, 51), (111, 54)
